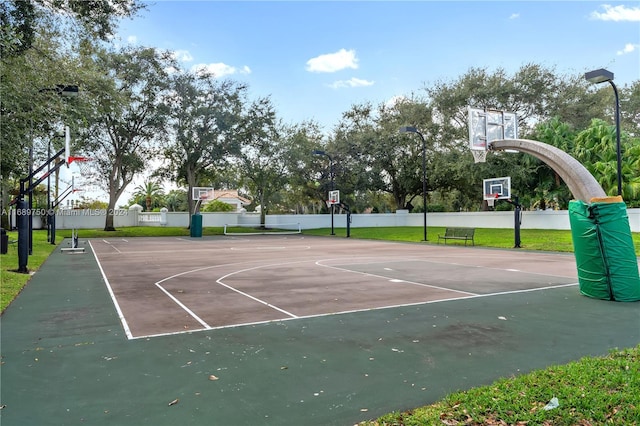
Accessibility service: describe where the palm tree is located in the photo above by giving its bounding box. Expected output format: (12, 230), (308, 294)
(133, 180), (164, 211)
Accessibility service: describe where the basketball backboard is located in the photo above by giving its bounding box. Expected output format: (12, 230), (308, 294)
(192, 187), (215, 202)
(329, 190), (340, 205)
(468, 107), (518, 162)
(483, 177), (511, 200)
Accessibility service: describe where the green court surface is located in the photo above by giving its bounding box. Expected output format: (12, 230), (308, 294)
(1, 236), (638, 426)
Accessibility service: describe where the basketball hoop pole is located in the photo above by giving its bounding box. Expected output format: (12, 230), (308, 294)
(504, 195), (522, 248)
(312, 150), (334, 235)
(13, 147), (67, 273)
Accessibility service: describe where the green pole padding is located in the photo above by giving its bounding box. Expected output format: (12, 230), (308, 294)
(190, 214), (203, 238)
(589, 201), (640, 302)
(569, 200), (611, 300)
(569, 200), (640, 302)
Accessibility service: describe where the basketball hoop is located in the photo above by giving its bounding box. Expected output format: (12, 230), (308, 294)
(487, 193), (499, 208)
(472, 150), (487, 163)
(67, 156), (93, 175)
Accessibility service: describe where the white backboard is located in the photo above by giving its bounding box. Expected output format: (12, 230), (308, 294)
(192, 187), (215, 201)
(483, 177), (511, 200)
(468, 107), (518, 151)
(329, 190), (340, 205)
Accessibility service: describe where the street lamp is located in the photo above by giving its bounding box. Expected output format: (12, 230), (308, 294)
(399, 126), (427, 241)
(312, 149), (334, 235)
(584, 68), (622, 196)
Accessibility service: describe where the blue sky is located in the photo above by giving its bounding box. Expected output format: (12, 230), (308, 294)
(115, 1), (640, 132)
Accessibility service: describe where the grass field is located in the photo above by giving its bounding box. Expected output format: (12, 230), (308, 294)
(1, 225), (639, 425)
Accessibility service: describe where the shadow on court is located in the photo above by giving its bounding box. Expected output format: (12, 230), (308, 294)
(1, 235), (638, 426)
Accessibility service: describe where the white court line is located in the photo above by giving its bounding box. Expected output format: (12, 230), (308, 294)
(322, 256), (577, 280)
(153, 282), (211, 329)
(130, 281), (580, 340)
(89, 240), (133, 339)
(215, 261), (312, 318)
(152, 260), (315, 332)
(100, 240), (122, 254)
(314, 259), (479, 296)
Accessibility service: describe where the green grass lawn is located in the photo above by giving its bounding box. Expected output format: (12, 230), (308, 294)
(361, 345), (640, 426)
(1, 225), (639, 425)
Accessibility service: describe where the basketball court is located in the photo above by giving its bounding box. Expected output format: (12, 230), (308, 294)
(2, 234), (639, 426)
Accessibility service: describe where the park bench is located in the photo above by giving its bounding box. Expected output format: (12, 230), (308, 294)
(437, 227), (475, 246)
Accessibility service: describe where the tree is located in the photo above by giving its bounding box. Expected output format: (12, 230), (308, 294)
(201, 200), (234, 212)
(574, 119), (640, 203)
(281, 120), (327, 214)
(330, 98), (440, 211)
(528, 117), (576, 209)
(79, 45), (174, 230)
(235, 97), (288, 225)
(0, 21), (86, 216)
(132, 179), (164, 211)
(159, 71), (246, 218)
(1, 0), (145, 58)
(164, 189), (188, 212)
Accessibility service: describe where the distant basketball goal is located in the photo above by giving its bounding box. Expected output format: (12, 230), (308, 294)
(483, 177), (511, 207)
(327, 190), (340, 208)
(192, 187), (214, 214)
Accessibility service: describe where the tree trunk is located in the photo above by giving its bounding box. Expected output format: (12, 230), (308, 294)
(260, 193), (266, 227)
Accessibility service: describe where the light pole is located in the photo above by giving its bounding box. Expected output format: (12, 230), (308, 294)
(584, 68), (622, 196)
(312, 149), (334, 235)
(399, 126), (427, 241)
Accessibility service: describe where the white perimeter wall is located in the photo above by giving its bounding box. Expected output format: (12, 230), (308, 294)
(20, 207), (639, 232)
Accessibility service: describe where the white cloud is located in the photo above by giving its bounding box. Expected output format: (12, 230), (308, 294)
(590, 4), (640, 21)
(171, 49), (194, 62)
(127, 35), (137, 44)
(191, 63), (251, 77)
(306, 49), (359, 73)
(617, 42), (639, 55)
(509, 13), (520, 20)
(328, 77), (374, 89)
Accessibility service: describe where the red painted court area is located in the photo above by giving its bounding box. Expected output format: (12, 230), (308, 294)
(90, 235), (578, 339)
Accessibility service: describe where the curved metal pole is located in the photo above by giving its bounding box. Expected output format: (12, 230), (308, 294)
(490, 139), (606, 202)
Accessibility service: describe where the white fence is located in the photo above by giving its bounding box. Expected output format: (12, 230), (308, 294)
(16, 207), (640, 232)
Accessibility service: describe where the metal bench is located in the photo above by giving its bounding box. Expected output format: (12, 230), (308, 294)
(437, 227), (475, 246)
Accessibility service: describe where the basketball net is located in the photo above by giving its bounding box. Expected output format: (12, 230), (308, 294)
(472, 150), (487, 163)
(487, 193), (499, 208)
(68, 156), (93, 175)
